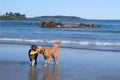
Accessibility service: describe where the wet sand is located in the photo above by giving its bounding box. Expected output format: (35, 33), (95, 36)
(0, 44), (120, 80)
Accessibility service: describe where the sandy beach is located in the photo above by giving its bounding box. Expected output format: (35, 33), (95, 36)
(0, 44), (120, 80)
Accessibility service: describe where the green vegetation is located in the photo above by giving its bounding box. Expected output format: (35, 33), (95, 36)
(33, 15), (84, 20)
(0, 12), (84, 20)
(0, 12), (26, 20)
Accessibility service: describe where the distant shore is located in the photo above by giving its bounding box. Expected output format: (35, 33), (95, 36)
(0, 15), (84, 20)
(0, 43), (120, 80)
(0, 12), (84, 20)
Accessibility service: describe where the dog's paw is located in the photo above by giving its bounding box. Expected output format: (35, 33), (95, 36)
(30, 60), (35, 66)
(47, 62), (50, 65)
(43, 64), (47, 67)
(54, 62), (58, 65)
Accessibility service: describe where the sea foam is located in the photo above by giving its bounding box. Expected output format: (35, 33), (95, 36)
(0, 37), (120, 46)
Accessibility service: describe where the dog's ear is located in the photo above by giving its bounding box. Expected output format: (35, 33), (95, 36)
(36, 46), (43, 51)
(31, 45), (37, 50)
(36, 46), (44, 53)
(36, 46), (40, 49)
(55, 40), (61, 44)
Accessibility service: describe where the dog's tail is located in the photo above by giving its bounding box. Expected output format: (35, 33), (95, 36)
(54, 40), (61, 45)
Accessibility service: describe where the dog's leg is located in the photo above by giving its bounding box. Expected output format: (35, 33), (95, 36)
(47, 58), (51, 64)
(55, 57), (58, 65)
(29, 55), (36, 66)
(31, 60), (35, 66)
(44, 58), (47, 67)
(54, 52), (58, 65)
(28, 50), (32, 62)
(53, 55), (58, 65)
(34, 54), (38, 65)
(53, 56), (55, 63)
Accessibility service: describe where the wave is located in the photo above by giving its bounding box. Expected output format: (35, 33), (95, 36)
(62, 40), (120, 46)
(0, 37), (120, 46)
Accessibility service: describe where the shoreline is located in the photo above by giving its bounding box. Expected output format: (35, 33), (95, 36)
(0, 44), (120, 80)
(0, 41), (120, 53)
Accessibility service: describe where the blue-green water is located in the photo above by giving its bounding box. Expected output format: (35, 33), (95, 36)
(0, 20), (120, 51)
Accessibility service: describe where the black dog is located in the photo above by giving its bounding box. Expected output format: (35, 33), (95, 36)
(28, 45), (38, 66)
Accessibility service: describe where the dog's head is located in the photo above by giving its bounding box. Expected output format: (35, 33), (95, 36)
(29, 45), (38, 55)
(36, 46), (45, 53)
(31, 45), (37, 50)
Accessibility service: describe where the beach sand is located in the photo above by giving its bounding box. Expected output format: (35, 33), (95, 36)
(0, 44), (120, 80)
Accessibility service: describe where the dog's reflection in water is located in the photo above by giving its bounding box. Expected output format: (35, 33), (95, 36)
(29, 66), (58, 80)
(29, 66), (38, 80)
(42, 66), (58, 80)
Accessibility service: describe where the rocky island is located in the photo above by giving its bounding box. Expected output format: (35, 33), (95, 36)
(39, 21), (100, 28)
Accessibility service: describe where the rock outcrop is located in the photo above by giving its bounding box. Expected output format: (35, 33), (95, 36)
(39, 21), (100, 28)
(40, 21), (62, 27)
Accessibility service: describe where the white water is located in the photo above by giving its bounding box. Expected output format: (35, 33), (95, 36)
(0, 37), (120, 46)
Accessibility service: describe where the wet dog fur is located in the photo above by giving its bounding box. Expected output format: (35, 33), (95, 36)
(36, 40), (61, 67)
(28, 45), (38, 66)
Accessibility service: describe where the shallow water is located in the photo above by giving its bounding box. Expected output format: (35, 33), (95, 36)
(0, 44), (120, 80)
(0, 20), (120, 51)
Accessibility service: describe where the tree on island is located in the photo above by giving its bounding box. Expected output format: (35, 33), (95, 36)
(0, 12), (26, 20)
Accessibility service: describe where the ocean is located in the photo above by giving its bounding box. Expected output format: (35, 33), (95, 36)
(0, 20), (120, 52)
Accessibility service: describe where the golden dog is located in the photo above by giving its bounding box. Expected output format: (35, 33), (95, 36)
(36, 40), (61, 67)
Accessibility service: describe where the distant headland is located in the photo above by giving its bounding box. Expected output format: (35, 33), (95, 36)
(0, 12), (84, 20)
(32, 16), (85, 20)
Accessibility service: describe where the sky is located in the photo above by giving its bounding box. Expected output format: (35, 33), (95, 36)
(0, 0), (120, 19)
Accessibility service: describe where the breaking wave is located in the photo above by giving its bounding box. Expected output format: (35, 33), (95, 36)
(0, 37), (120, 46)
